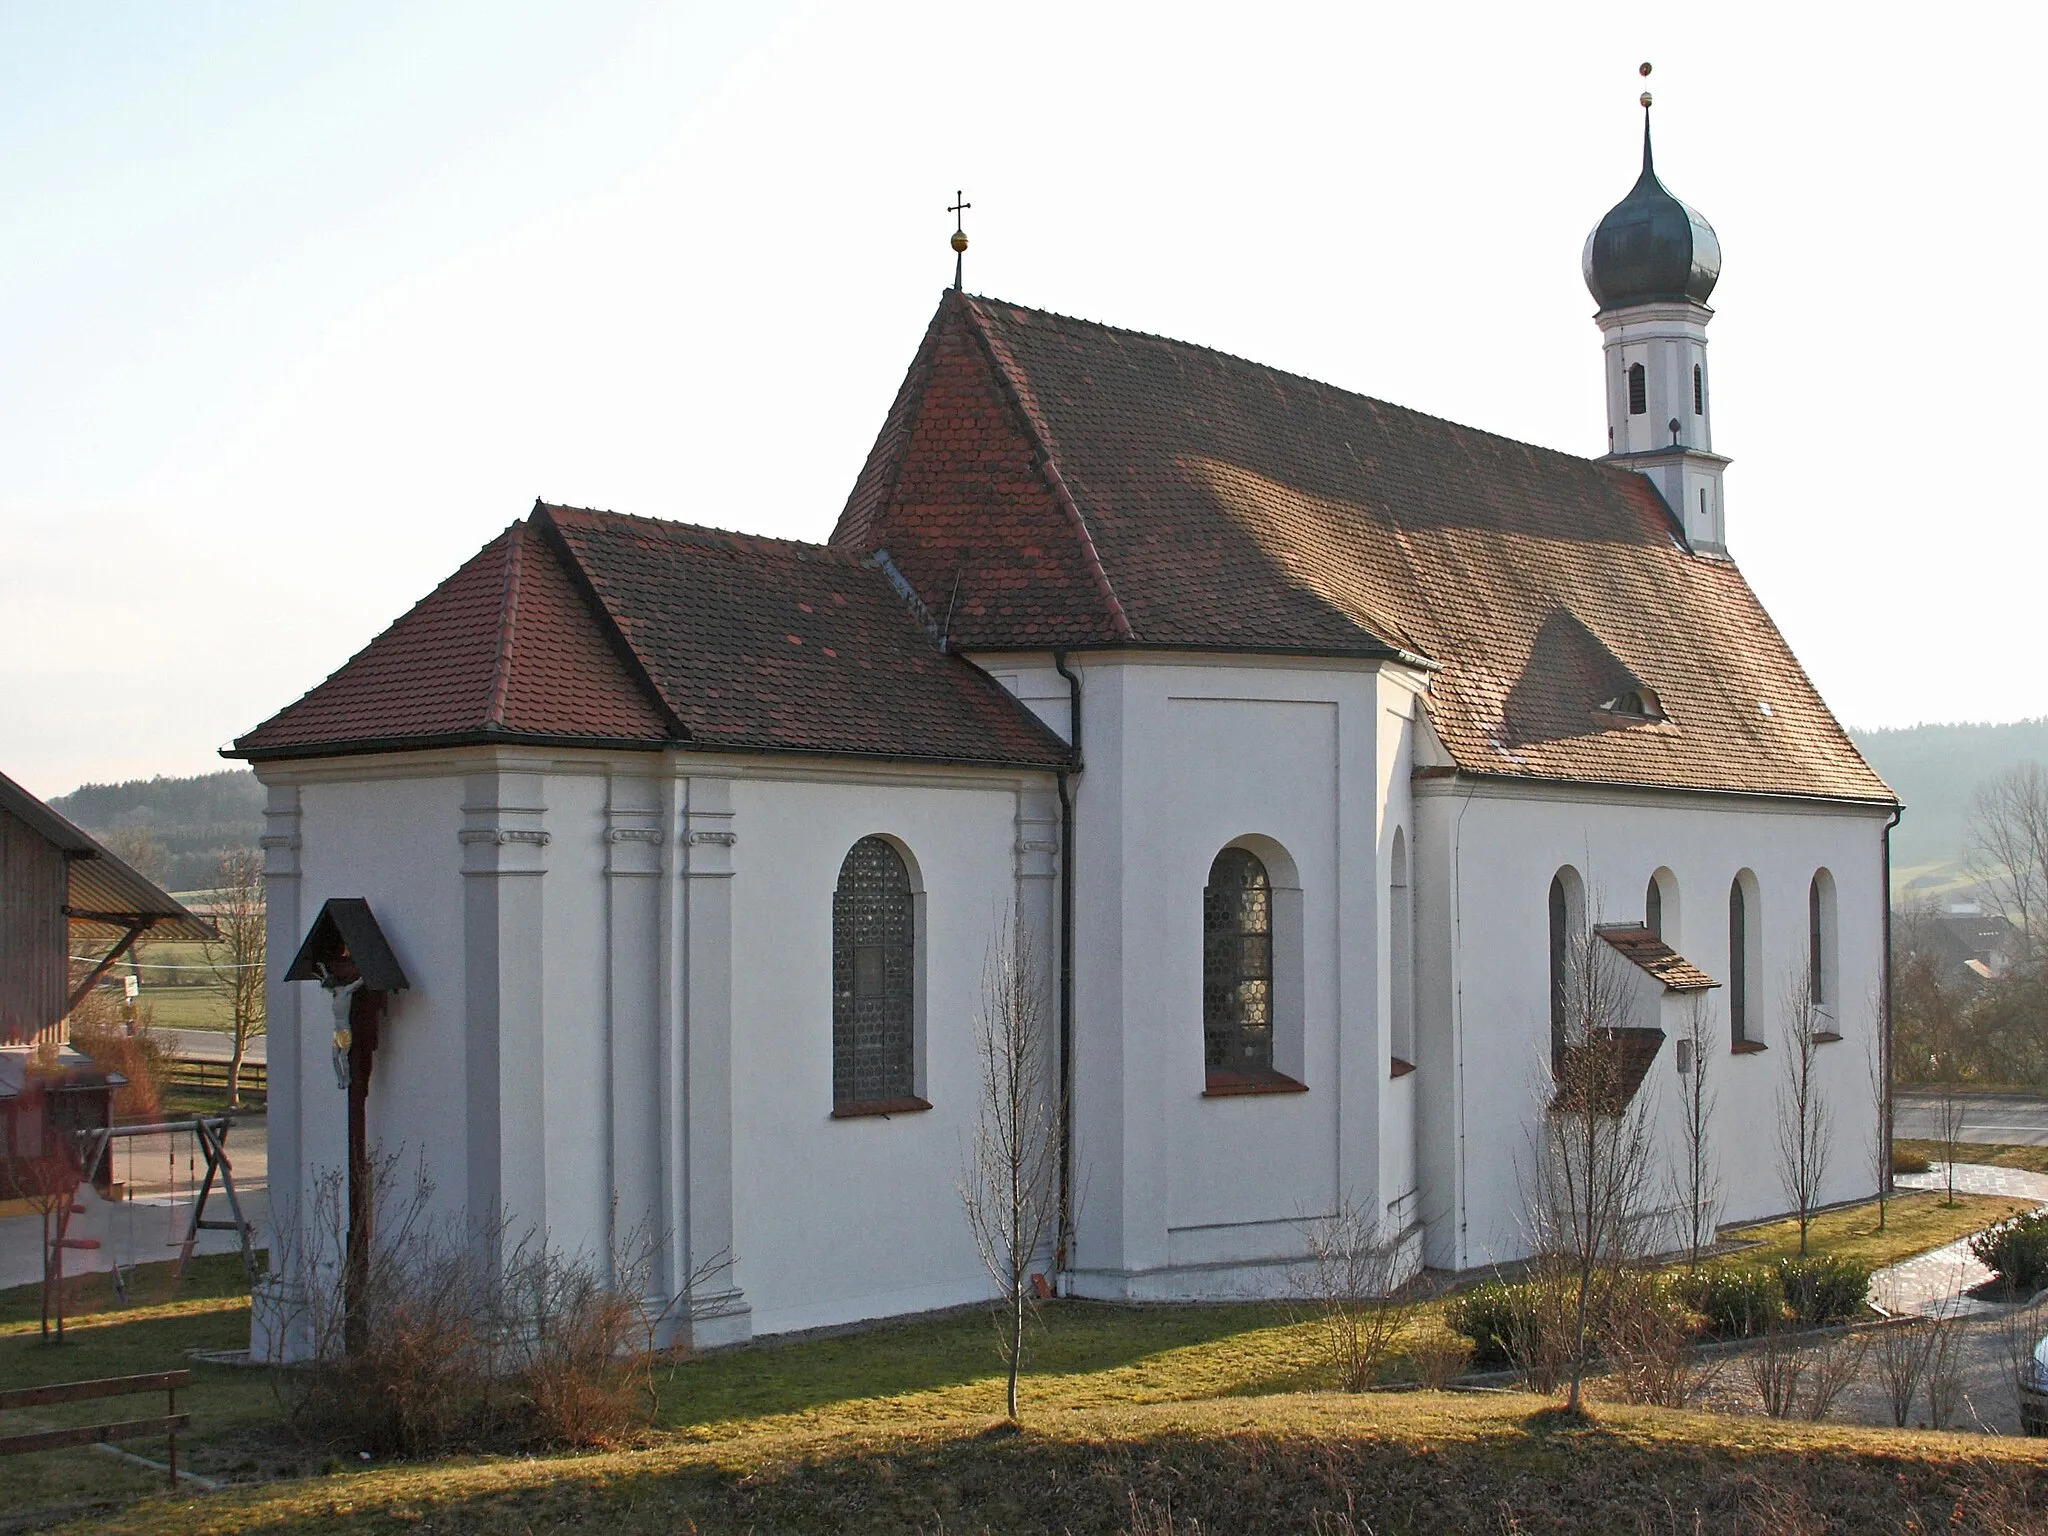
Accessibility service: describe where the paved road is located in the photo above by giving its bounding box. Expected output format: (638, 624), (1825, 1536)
(1896, 1092), (2048, 1146)
(161, 1027), (264, 1066)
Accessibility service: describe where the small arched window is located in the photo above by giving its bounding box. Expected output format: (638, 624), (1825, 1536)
(1729, 872), (1758, 1048)
(1693, 364), (1704, 415)
(1809, 870), (1837, 1013)
(1646, 867), (1679, 943)
(1628, 362), (1647, 416)
(1548, 868), (1584, 1074)
(1390, 829), (1415, 1070)
(832, 837), (917, 1110)
(1203, 847), (1273, 1074)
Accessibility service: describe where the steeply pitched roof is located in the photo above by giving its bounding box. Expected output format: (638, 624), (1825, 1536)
(1598, 924), (1719, 993)
(833, 292), (1894, 806)
(233, 506), (1069, 771)
(234, 521), (677, 758)
(535, 505), (1070, 766)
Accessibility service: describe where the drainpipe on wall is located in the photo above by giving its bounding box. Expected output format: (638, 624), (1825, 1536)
(1881, 802), (1902, 1199)
(1052, 650), (1083, 1290)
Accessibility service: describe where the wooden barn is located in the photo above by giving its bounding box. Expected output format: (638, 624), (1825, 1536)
(0, 770), (213, 1184)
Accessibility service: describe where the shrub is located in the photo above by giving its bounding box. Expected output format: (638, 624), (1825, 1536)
(1776, 1255), (1873, 1325)
(1891, 1144), (1932, 1175)
(1672, 1265), (1782, 1337)
(1970, 1211), (2048, 1296)
(1443, 1280), (1537, 1369)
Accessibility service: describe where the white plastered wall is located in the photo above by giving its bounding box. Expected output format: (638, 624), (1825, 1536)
(255, 746), (1058, 1353)
(974, 652), (1424, 1300)
(1412, 774), (1889, 1273)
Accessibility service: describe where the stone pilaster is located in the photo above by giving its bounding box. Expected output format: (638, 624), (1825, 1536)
(460, 769), (549, 1244)
(604, 775), (664, 1287)
(676, 777), (750, 1346)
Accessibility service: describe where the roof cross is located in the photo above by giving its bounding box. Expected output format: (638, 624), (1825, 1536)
(949, 191), (971, 291)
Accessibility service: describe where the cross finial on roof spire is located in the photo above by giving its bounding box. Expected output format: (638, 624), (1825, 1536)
(1638, 62), (1655, 174)
(949, 191), (971, 291)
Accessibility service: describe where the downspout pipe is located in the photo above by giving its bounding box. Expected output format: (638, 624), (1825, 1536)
(1881, 802), (1903, 1199)
(1052, 650), (1082, 1288)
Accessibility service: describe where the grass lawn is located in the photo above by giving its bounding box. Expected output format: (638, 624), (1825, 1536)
(1720, 1188), (2037, 1268)
(7, 1191), (2047, 1534)
(1897, 1139), (2048, 1177)
(137, 986), (233, 1031)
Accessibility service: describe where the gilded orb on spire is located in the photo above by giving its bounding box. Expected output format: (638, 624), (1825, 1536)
(948, 191), (972, 290)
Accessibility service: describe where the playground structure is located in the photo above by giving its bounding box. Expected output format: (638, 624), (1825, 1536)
(37, 1113), (257, 1341)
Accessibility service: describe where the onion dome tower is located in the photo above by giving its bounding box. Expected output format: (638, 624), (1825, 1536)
(1585, 70), (1730, 551)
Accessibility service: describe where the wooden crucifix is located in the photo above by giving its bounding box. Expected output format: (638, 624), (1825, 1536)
(285, 898), (408, 1356)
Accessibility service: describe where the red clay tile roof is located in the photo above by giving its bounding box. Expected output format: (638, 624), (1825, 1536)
(534, 504), (1068, 766)
(234, 521), (679, 757)
(1597, 924), (1719, 992)
(233, 505), (1069, 770)
(832, 292), (1894, 806)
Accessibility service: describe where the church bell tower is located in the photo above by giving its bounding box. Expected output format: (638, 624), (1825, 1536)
(1584, 82), (1729, 551)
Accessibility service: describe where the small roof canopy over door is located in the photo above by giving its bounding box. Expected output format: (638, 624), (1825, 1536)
(285, 898), (409, 991)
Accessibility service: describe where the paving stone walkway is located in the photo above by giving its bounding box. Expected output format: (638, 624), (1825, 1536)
(1874, 1164), (2048, 1318)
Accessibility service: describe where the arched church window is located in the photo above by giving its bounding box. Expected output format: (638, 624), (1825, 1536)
(1548, 868), (1583, 1074)
(1644, 875), (1662, 939)
(1390, 829), (1415, 1071)
(1627, 362), (1647, 416)
(1693, 364), (1704, 415)
(1729, 872), (1759, 1049)
(1809, 870), (1836, 1013)
(832, 836), (918, 1111)
(1203, 847), (1273, 1075)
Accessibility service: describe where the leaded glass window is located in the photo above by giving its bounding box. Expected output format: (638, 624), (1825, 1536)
(1203, 847), (1273, 1074)
(833, 837), (915, 1106)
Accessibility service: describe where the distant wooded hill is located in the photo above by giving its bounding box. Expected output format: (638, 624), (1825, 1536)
(34, 721), (2046, 902)
(1850, 719), (2048, 895)
(50, 768), (264, 894)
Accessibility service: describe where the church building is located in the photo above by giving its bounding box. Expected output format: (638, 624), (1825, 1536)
(236, 106), (1897, 1351)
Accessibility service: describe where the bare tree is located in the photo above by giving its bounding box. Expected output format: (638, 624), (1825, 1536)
(203, 848), (266, 1106)
(1866, 983), (1890, 1231)
(961, 912), (1063, 1423)
(1969, 762), (2048, 962)
(1670, 991), (1721, 1268)
(1523, 921), (1660, 1414)
(1775, 966), (1834, 1256)
(1294, 1201), (1410, 1391)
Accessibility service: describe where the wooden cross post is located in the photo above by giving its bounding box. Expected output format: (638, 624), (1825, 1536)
(339, 974), (384, 1357)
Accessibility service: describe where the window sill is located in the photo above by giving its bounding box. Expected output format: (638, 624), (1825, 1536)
(1390, 1057), (1416, 1079)
(830, 1096), (932, 1120)
(1730, 1039), (1768, 1056)
(1203, 1070), (1308, 1098)
(1813, 1030), (1844, 1045)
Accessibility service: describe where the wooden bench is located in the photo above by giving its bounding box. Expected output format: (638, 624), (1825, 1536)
(0, 1371), (191, 1487)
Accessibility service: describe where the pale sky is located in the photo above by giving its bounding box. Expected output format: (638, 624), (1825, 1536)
(2, 2), (2039, 800)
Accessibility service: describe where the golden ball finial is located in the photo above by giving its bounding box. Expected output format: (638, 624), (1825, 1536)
(951, 230), (969, 254)
(1639, 61), (1652, 77)
(1640, 91), (1653, 108)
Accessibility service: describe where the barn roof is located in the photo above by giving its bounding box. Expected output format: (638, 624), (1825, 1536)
(0, 771), (215, 942)
(832, 291), (1895, 806)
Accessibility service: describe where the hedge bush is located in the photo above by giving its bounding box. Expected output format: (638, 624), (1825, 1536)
(1670, 1265), (1782, 1337)
(1443, 1280), (1537, 1368)
(1776, 1255), (1873, 1325)
(1970, 1211), (2048, 1295)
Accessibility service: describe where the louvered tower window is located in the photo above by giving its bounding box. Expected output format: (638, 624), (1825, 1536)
(833, 837), (916, 1107)
(1627, 362), (1647, 415)
(1203, 848), (1273, 1073)
(1693, 364), (1704, 415)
